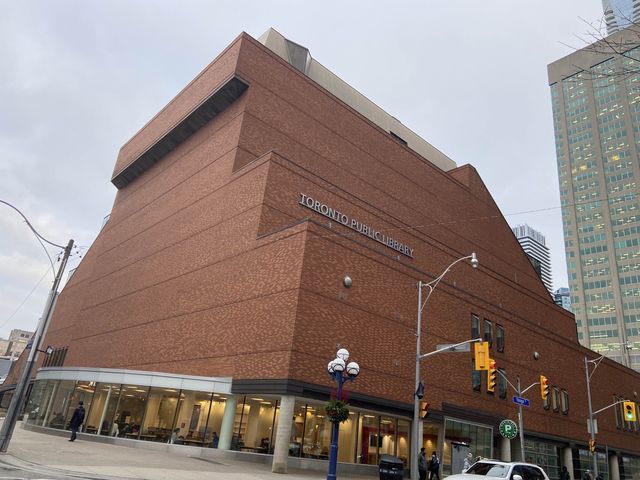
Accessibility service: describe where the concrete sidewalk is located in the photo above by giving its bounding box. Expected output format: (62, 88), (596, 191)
(0, 421), (377, 480)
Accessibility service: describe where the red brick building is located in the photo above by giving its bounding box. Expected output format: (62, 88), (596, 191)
(16, 29), (640, 478)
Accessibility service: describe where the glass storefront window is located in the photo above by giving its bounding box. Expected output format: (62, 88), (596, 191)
(141, 387), (180, 442)
(443, 419), (493, 476)
(116, 385), (148, 439)
(66, 381), (96, 432)
(397, 419), (410, 466)
(379, 417), (396, 458)
(85, 383), (122, 435)
(24, 379), (49, 425)
(241, 396), (278, 452)
(524, 439), (559, 480)
(172, 390), (212, 446)
(85, 383), (120, 436)
(205, 394), (225, 448)
(358, 413), (379, 465)
(300, 403), (331, 459)
(46, 380), (75, 429)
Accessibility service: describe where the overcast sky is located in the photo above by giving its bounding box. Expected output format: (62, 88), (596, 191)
(0, 0), (605, 340)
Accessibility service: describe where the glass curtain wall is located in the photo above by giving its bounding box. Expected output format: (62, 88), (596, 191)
(231, 396), (279, 452)
(524, 439), (560, 480)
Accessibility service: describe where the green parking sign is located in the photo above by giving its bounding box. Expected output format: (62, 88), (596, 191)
(499, 419), (518, 439)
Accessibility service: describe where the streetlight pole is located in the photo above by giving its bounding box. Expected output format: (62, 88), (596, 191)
(326, 348), (360, 480)
(411, 253), (479, 480)
(0, 238), (74, 453)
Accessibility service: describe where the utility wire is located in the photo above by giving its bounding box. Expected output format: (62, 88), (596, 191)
(0, 267), (52, 331)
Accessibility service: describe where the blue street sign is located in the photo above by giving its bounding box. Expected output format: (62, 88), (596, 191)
(512, 396), (530, 407)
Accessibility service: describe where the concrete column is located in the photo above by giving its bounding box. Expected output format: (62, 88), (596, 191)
(609, 453), (620, 480)
(217, 395), (238, 450)
(499, 437), (511, 462)
(563, 447), (574, 480)
(272, 395), (295, 474)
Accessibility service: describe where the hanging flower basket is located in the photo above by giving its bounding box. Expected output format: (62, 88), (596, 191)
(325, 399), (350, 423)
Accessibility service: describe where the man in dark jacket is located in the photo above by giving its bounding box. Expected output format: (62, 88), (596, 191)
(68, 401), (85, 442)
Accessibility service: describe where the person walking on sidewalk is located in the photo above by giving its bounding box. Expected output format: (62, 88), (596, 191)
(68, 401), (85, 442)
(418, 447), (428, 480)
(430, 451), (441, 480)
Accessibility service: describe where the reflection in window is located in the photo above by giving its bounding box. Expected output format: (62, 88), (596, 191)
(471, 314), (480, 340)
(472, 359), (481, 391)
(484, 320), (493, 347)
(552, 387), (560, 413)
(497, 369), (507, 399)
(46, 380), (75, 429)
(561, 390), (569, 415)
(496, 325), (505, 352)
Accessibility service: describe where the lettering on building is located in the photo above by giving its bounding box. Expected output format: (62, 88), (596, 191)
(298, 193), (414, 258)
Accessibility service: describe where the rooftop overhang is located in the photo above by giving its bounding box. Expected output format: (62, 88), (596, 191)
(111, 75), (249, 190)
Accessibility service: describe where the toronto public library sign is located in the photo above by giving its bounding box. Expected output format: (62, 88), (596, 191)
(298, 193), (414, 258)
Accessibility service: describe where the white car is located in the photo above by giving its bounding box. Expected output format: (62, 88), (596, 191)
(448, 460), (550, 480)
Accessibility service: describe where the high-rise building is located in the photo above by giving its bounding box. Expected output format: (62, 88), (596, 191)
(511, 224), (553, 294)
(603, 0), (640, 34)
(548, 28), (640, 370)
(554, 287), (573, 312)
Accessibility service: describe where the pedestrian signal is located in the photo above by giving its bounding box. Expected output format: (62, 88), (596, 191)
(588, 438), (596, 453)
(540, 375), (549, 400)
(474, 341), (490, 370)
(420, 401), (430, 419)
(623, 401), (637, 422)
(487, 359), (497, 393)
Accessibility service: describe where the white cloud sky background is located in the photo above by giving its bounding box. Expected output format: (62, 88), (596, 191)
(0, 0), (605, 339)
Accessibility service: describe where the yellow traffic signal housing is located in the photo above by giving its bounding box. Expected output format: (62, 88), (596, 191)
(588, 439), (596, 453)
(623, 401), (637, 422)
(474, 341), (490, 370)
(540, 375), (549, 400)
(420, 401), (430, 419)
(487, 359), (497, 393)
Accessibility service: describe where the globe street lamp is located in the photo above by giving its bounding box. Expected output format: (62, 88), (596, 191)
(326, 348), (360, 480)
(411, 253), (479, 480)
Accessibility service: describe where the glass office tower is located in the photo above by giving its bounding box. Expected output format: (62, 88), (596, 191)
(603, 0), (640, 34)
(549, 33), (640, 370)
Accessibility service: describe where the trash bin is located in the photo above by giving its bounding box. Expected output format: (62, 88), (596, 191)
(379, 454), (404, 480)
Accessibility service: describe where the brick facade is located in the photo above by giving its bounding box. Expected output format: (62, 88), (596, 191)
(22, 31), (640, 459)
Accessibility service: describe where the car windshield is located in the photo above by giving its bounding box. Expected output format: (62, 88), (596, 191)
(466, 462), (510, 478)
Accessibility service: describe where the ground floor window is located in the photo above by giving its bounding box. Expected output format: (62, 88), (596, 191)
(576, 449), (607, 480)
(443, 419), (493, 476)
(620, 454), (640, 480)
(524, 439), (560, 480)
(25, 378), (411, 466)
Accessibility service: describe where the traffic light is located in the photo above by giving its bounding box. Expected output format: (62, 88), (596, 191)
(420, 401), (430, 419)
(474, 341), (490, 370)
(623, 401), (637, 422)
(588, 438), (596, 453)
(487, 359), (497, 393)
(540, 375), (549, 400)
